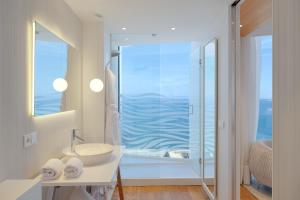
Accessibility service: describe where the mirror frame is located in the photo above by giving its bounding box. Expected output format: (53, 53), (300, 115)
(202, 38), (218, 200)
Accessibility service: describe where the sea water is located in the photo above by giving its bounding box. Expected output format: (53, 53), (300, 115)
(120, 95), (272, 154)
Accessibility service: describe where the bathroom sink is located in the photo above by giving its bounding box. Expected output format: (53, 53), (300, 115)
(63, 143), (113, 166)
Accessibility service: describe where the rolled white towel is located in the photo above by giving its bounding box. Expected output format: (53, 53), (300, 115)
(42, 159), (64, 180)
(64, 157), (83, 178)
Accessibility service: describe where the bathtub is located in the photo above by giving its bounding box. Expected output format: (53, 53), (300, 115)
(248, 140), (272, 188)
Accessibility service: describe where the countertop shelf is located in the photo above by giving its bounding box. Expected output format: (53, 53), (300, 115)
(0, 179), (41, 200)
(40, 145), (122, 187)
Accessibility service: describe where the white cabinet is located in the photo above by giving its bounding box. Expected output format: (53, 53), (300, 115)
(0, 179), (41, 200)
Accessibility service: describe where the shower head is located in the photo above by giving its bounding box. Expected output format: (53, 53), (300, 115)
(111, 50), (120, 57)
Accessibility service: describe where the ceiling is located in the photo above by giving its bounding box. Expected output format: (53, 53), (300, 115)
(240, 0), (272, 37)
(64, 0), (226, 43)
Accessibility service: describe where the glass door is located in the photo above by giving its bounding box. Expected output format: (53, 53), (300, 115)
(189, 43), (202, 177)
(202, 39), (218, 200)
(117, 41), (202, 180)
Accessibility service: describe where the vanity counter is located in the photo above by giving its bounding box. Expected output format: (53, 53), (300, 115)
(40, 145), (122, 187)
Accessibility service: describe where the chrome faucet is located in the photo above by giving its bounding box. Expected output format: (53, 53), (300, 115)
(71, 129), (85, 152)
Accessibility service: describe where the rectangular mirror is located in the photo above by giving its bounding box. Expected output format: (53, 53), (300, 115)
(33, 22), (77, 116)
(202, 39), (218, 199)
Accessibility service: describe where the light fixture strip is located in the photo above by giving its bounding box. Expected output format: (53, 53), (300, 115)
(32, 21), (36, 116)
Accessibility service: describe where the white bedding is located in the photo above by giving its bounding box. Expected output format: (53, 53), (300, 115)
(248, 140), (272, 188)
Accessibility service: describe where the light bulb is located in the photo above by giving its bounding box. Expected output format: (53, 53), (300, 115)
(53, 78), (68, 92)
(90, 79), (104, 93)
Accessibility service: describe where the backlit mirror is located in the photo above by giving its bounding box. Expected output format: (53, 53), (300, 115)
(33, 22), (79, 116)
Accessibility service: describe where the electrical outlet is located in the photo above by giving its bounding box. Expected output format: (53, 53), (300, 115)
(23, 132), (37, 148)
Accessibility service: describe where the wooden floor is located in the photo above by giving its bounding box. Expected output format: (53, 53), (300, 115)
(240, 186), (258, 200)
(112, 186), (208, 200)
(112, 185), (257, 200)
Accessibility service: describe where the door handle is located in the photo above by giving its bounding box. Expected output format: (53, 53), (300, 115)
(189, 105), (193, 115)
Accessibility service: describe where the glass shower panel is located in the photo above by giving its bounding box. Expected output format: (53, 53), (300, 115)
(119, 44), (161, 153)
(119, 42), (201, 179)
(203, 39), (218, 199)
(159, 43), (191, 153)
(120, 43), (195, 156)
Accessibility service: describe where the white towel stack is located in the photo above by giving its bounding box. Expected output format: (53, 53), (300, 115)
(42, 159), (64, 180)
(64, 157), (83, 178)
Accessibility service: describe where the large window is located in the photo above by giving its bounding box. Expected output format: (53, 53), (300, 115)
(119, 43), (195, 157)
(256, 36), (272, 140)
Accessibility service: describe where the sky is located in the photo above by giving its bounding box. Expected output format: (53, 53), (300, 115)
(35, 40), (68, 96)
(35, 37), (272, 101)
(120, 43), (193, 97)
(259, 35), (272, 100)
(120, 42), (219, 99)
(204, 42), (217, 99)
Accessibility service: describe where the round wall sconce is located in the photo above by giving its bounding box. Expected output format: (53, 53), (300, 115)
(90, 78), (104, 93)
(53, 78), (68, 92)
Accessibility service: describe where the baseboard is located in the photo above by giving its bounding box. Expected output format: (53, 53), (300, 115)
(122, 178), (215, 186)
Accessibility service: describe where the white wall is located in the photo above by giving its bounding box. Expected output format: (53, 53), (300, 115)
(227, 0), (236, 5)
(0, 0), (82, 181)
(198, 3), (232, 199)
(273, 0), (300, 199)
(214, 9), (232, 200)
(81, 22), (105, 142)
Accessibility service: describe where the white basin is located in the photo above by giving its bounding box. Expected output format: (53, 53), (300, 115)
(63, 143), (113, 166)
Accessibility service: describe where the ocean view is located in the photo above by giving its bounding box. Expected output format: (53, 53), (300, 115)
(257, 99), (272, 140)
(35, 93), (62, 116)
(120, 94), (190, 151)
(120, 95), (272, 154)
(35, 95), (272, 148)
